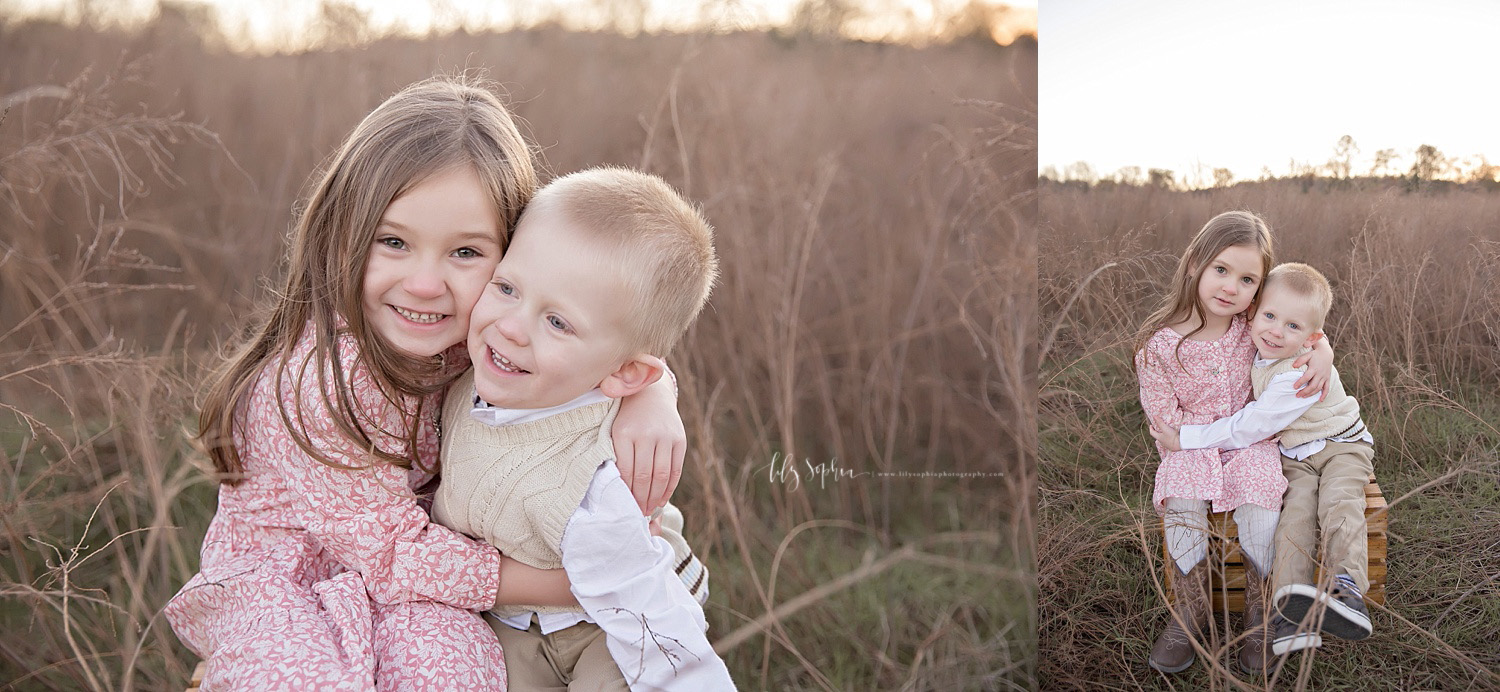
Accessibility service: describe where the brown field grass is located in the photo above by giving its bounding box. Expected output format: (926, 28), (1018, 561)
(0, 12), (1035, 692)
(1039, 180), (1500, 689)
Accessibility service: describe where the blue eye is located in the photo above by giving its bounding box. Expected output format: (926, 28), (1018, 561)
(378, 236), (405, 250)
(1287, 322), (1300, 331)
(547, 315), (569, 332)
(454, 247), (480, 259)
(1215, 266), (1227, 274)
(494, 281), (515, 296)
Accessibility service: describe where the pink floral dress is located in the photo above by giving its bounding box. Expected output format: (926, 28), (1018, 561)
(1136, 316), (1287, 514)
(165, 325), (507, 690)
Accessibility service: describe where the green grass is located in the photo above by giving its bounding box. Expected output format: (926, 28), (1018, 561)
(0, 407), (215, 690)
(711, 512), (1031, 690)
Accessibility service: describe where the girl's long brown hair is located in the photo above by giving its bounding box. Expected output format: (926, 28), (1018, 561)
(198, 76), (538, 483)
(1135, 210), (1274, 371)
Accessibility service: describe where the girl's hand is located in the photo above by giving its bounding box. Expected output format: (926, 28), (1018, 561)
(1292, 335), (1334, 400)
(1149, 415), (1184, 452)
(613, 371), (686, 515)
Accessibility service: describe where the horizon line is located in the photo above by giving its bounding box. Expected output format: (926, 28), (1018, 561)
(0, 1), (1038, 54)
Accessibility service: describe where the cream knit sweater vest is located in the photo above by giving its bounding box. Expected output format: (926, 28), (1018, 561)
(433, 371), (617, 616)
(1250, 356), (1365, 448)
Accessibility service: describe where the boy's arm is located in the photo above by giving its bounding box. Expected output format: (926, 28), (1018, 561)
(1176, 372), (1314, 451)
(561, 463), (736, 691)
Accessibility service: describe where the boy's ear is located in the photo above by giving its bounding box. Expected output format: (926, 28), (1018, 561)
(599, 354), (665, 399)
(1303, 330), (1324, 349)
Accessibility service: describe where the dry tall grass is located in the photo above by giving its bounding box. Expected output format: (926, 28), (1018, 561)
(1038, 180), (1500, 689)
(0, 13), (1035, 691)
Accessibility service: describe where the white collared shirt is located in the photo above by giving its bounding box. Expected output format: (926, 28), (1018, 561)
(1178, 359), (1374, 460)
(469, 388), (611, 428)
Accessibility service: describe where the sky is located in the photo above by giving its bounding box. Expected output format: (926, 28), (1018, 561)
(3, 0), (1037, 48)
(1040, 0), (1500, 184)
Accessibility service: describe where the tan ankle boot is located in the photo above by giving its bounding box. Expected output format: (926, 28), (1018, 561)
(1237, 563), (1274, 675)
(1149, 561), (1209, 673)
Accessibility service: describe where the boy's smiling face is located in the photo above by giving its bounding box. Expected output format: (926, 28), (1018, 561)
(467, 202), (642, 410)
(1250, 283), (1323, 360)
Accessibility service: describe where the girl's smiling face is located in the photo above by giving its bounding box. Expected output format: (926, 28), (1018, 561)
(361, 165), (502, 357)
(1195, 244), (1263, 323)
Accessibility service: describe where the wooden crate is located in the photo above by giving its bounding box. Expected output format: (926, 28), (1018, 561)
(1162, 477), (1387, 613)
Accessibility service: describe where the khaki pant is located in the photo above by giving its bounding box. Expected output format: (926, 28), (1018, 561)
(1272, 440), (1375, 593)
(488, 616), (628, 691)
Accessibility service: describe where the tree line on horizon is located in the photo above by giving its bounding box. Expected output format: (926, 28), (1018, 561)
(1043, 135), (1500, 192)
(0, 0), (1034, 52)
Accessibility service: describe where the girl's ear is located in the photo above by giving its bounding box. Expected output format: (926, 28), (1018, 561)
(599, 354), (666, 399)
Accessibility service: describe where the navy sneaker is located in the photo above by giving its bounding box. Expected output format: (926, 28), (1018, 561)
(1269, 614), (1322, 656)
(1274, 576), (1373, 641)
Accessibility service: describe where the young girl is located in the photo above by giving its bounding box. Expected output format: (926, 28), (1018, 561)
(164, 78), (687, 690)
(1134, 211), (1331, 675)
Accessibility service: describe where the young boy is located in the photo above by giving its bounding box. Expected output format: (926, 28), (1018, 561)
(432, 167), (734, 690)
(1151, 262), (1375, 661)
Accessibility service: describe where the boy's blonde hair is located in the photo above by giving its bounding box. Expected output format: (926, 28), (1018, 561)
(1265, 262), (1333, 330)
(526, 166), (717, 356)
